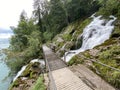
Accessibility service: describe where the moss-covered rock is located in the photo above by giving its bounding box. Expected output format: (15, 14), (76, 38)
(9, 61), (44, 90)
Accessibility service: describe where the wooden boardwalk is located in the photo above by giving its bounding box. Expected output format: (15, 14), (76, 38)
(52, 68), (92, 90)
(43, 45), (67, 71)
(42, 45), (116, 90)
(69, 64), (115, 90)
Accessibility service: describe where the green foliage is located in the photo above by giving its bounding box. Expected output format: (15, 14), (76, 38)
(68, 37), (120, 88)
(6, 0), (120, 89)
(97, 0), (120, 18)
(75, 18), (92, 37)
(7, 58), (25, 74)
(32, 75), (46, 90)
(24, 30), (42, 58)
(62, 34), (71, 41)
(57, 42), (64, 50)
(68, 55), (84, 66)
(6, 11), (43, 73)
(66, 0), (100, 22)
(112, 26), (120, 37)
(43, 31), (54, 42)
(46, 0), (68, 38)
(51, 18), (92, 57)
(30, 72), (34, 78)
(10, 12), (39, 52)
(94, 45), (120, 88)
(99, 45), (120, 60)
(32, 0), (100, 43)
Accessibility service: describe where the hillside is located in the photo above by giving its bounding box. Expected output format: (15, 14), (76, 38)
(48, 1), (120, 89)
(50, 16), (119, 89)
(7, 0), (120, 90)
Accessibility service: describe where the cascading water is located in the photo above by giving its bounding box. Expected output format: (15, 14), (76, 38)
(63, 14), (117, 62)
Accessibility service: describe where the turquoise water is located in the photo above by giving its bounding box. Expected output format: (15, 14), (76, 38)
(0, 60), (11, 90)
(0, 30), (13, 90)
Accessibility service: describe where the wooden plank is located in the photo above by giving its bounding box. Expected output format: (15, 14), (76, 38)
(69, 64), (116, 90)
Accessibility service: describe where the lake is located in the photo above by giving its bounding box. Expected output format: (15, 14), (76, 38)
(0, 29), (13, 90)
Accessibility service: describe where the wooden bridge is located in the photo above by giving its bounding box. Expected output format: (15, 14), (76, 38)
(42, 45), (116, 90)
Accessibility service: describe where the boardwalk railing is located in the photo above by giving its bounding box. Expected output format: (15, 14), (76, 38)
(45, 58), (57, 90)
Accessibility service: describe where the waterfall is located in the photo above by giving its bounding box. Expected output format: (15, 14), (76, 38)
(63, 14), (117, 62)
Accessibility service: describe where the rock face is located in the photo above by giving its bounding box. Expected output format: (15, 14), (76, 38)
(10, 61), (44, 90)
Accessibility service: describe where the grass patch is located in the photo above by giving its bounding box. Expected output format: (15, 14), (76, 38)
(68, 55), (84, 66)
(93, 44), (120, 88)
(62, 34), (72, 41)
(32, 75), (46, 90)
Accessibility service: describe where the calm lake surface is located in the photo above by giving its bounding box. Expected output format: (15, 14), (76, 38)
(0, 29), (13, 90)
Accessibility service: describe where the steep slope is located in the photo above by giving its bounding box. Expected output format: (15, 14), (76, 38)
(68, 20), (120, 89)
(49, 11), (120, 90)
(48, 0), (120, 88)
(49, 18), (92, 57)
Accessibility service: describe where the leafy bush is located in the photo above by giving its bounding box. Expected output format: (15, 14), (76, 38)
(43, 31), (54, 42)
(6, 13), (43, 74)
(97, 0), (120, 18)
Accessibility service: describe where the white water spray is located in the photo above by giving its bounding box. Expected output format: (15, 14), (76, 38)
(64, 14), (117, 62)
(13, 65), (27, 82)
